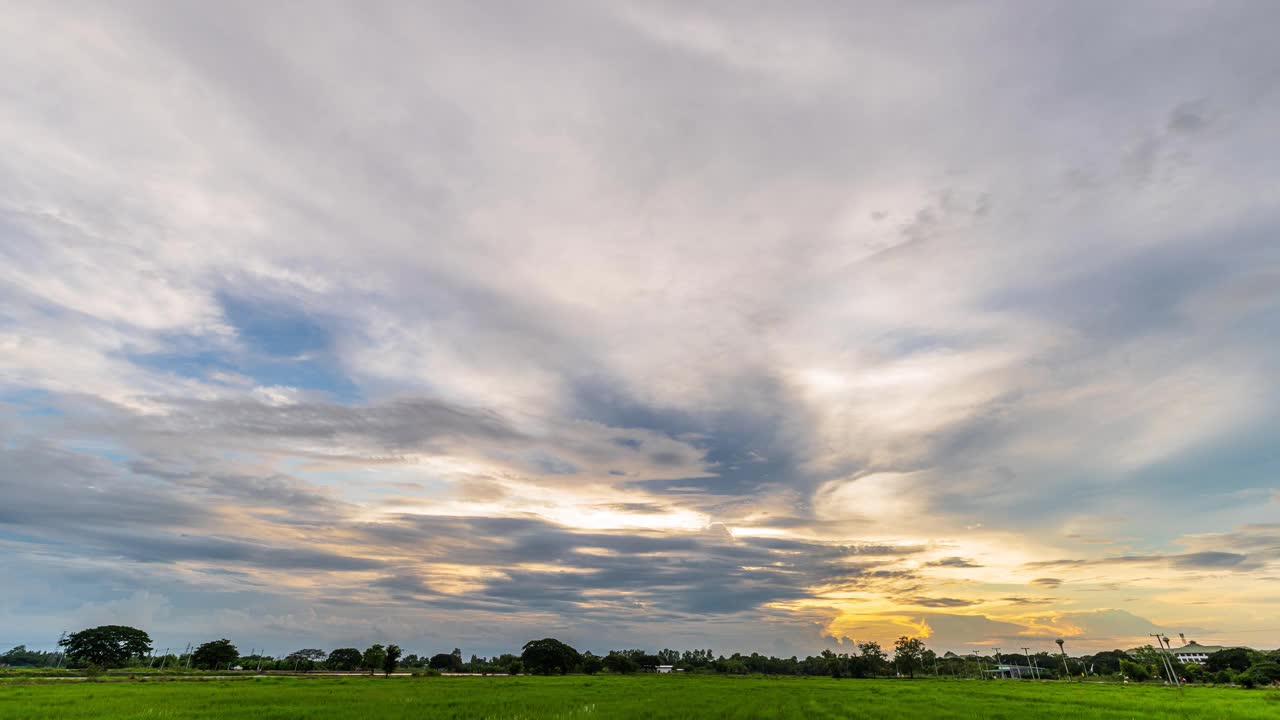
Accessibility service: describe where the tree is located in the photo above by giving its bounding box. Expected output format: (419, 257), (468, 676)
(858, 641), (889, 676)
(429, 652), (463, 671)
(521, 638), (581, 675)
(604, 651), (640, 674)
(1087, 650), (1131, 675)
(362, 645), (387, 675)
(1238, 661), (1280, 689)
(285, 648), (327, 671)
(326, 648), (362, 671)
(893, 637), (926, 678)
(916, 649), (936, 677)
(1205, 648), (1251, 673)
(383, 645), (402, 676)
(581, 652), (603, 675)
(1130, 646), (1164, 673)
(1, 645), (58, 668)
(1120, 659), (1151, 681)
(59, 626), (152, 669)
(191, 639), (239, 670)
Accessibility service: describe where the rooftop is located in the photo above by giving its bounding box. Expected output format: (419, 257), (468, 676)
(1167, 642), (1235, 655)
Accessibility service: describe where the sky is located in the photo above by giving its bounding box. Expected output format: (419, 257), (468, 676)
(2, 1), (1279, 659)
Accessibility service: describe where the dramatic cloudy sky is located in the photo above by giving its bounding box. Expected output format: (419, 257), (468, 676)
(3, 1), (1279, 658)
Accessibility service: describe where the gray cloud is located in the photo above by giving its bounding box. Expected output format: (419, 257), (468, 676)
(926, 557), (983, 569)
(130, 396), (522, 453)
(1028, 551), (1254, 572)
(1173, 551), (1248, 569)
(907, 597), (982, 608)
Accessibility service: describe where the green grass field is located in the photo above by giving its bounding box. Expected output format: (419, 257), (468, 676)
(1, 675), (1276, 719)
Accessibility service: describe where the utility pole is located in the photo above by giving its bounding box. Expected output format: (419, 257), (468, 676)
(1022, 648), (1037, 680)
(158, 648), (169, 670)
(185, 643), (193, 670)
(1156, 635), (1182, 688)
(993, 647), (1003, 678)
(54, 632), (66, 668)
(1055, 638), (1070, 680)
(1149, 634), (1174, 685)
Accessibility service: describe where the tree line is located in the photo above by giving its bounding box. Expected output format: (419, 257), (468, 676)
(9, 625), (1275, 687)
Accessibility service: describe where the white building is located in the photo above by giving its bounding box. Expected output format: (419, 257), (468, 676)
(1165, 641), (1236, 665)
(656, 665), (674, 674)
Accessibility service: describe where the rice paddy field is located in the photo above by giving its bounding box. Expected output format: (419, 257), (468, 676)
(1, 675), (1276, 719)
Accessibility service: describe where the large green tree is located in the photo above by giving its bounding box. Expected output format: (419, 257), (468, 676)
(362, 645), (386, 675)
(858, 641), (889, 676)
(581, 652), (603, 675)
(59, 626), (152, 669)
(429, 652), (463, 671)
(603, 651), (639, 674)
(285, 648), (327, 671)
(893, 637), (926, 678)
(521, 638), (581, 675)
(1239, 660), (1280, 688)
(1120, 659), (1152, 681)
(1087, 650), (1131, 675)
(326, 648), (362, 671)
(191, 639), (239, 670)
(1205, 648), (1251, 673)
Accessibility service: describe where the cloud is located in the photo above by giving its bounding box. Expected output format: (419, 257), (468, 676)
(908, 597), (983, 608)
(1173, 552), (1248, 569)
(926, 557), (983, 569)
(1, 0), (1279, 655)
(1027, 551), (1254, 572)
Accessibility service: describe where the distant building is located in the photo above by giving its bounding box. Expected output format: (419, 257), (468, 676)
(1165, 641), (1239, 665)
(656, 665), (674, 674)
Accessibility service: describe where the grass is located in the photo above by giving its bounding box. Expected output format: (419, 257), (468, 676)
(1, 675), (1276, 719)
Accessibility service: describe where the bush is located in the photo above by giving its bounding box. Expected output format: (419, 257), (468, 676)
(1214, 669), (1234, 684)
